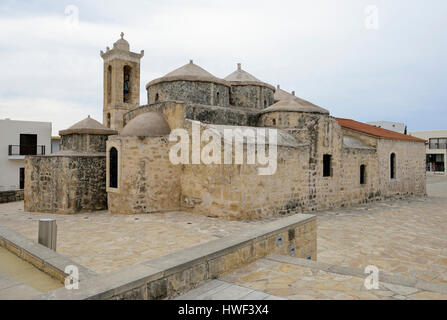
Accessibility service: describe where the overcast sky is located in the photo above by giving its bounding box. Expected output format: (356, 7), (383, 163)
(0, 0), (446, 134)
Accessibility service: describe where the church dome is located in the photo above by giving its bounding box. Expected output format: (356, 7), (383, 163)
(113, 32), (130, 51)
(59, 116), (117, 136)
(146, 60), (229, 88)
(121, 112), (171, 137)
(260, 97), (330, 115)
(224, 63), (275, 90)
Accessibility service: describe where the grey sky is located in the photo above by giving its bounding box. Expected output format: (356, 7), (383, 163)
(0, 0), (446, 134)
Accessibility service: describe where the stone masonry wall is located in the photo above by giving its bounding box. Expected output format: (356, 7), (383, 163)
(147, 81), (230, 107)
(229, 85), (275, 110)
(107, 136), (182, 214)
(61, 134), (109, 153)
(24, 155), (107, 214)
(0, 190), (24, 204)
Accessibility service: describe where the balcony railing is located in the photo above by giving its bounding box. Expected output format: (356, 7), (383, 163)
(8, 145), (46, 156)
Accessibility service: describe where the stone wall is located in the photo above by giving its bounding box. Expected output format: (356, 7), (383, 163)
(147, 81), (230, 108)
(24, 155), (107, 214)
(0, 190), (24, 204)
(61, 134), (109, 153)
(181, 144), (311, 220)
(229, 85), (275, 110)
(377, 139), (427, 197)
(107, 136), (182, 214)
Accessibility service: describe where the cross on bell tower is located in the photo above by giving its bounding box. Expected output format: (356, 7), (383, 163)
(100, 33), (144, 132)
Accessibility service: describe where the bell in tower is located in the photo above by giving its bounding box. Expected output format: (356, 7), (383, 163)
(100, 33), (144, 132)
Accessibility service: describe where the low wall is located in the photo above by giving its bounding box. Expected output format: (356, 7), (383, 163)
(0, 190), (24, 204)
(38, 213), (316, 300)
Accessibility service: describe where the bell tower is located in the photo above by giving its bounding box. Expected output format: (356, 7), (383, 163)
(100, 33), (144, 132)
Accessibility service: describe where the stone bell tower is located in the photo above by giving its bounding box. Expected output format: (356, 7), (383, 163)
(100, 33), (144, 132)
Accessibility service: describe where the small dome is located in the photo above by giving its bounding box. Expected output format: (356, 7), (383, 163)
(260, 98), (330, 115)
(146, 60), (229, 88)
(59, 116), (117, 136)
(224, 63), (275, 90)
(113, 32), (130, 51)
(121, 112), (171, 137)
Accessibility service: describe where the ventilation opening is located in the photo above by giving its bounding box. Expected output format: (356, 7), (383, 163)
(323, 154), (332, 177)
(390, 153), (396, 179)
(110, 147), (118, 188)
(360, 164), (366, 185)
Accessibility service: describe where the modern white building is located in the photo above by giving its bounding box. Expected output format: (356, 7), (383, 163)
(51, 136), (61, 153)
(0, 119), (52, 191)
(367, 121), (407, 134)
(409, 130), (447, 175)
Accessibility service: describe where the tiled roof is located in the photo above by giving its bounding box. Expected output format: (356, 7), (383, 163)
(336, 118), (426, 143)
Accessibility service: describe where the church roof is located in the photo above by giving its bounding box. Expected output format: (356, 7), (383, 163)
(336, 118), (426, 143)
(224, 64), (275, 90)
(121, 112), (171, 137)
(146, 60), (229, 88)
(59, 116), (117, 136)
(274, 85), (297, 102)
(260, 97), (330, 115)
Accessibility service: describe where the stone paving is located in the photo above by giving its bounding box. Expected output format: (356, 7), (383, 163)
(215, 176), (447, 300)
(0, 202), (269, 274)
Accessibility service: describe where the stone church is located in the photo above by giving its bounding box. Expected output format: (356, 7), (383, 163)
(25, 34), (427, 220)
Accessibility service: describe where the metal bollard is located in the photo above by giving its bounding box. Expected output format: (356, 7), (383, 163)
(38, 218), (57, 251)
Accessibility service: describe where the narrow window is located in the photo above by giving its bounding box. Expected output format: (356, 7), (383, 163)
(216, 92), (220, 104)
(360, 165), (366, 185)
(155, 93), (159, 103)
(272, 119), (276, 126)
(323, 154), (332, 177)
(110, 147), (118, 188)
(390, 153), (396, 179)
(107, 113), (111, 128)
(107, 66), (112, 105)
(123, 66), (131, 103)
(19, 168), (25, 190)
(264, 100), (267, 107)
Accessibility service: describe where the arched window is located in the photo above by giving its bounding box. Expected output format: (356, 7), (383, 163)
(155, 93), (159, 103)
(264, 100), (267, 108)
(123, 66), (131, 103)
(360, 164), (366, 185)
(390, 153), (396, 179)
(110, 147), (118, 188)
(216, 92), (220, 104)
(107, 66), (112, 105)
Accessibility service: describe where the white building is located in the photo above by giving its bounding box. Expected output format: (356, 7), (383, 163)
(409, 130), (447, 175)
(0, 119), (52, 191)
(367, 121), (407, 134)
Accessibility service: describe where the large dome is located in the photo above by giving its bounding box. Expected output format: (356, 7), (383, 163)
(121, 112), (171, 137)
(146, 60), (229, 88)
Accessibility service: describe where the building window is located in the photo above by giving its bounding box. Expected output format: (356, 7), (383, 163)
(323, 154), (332, 177)
(110, 147), (118, 188)
(107, 65), (112, 105)
(216, 92), (220, 104)
(272, 119), (276, 126)
(123, 66), (131, 103)
(155, 93), (159, 103)
(429, 138), (447, 149)
(390, 153), (396, 179)
(360, 165), (366, 185)
(107, 113), (111, 128)
(426, 154), (445, 172)
(264, 100), (267, 108)
(19, 168), (25, 190)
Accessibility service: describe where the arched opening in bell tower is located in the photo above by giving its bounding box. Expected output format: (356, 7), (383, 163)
(123, 65), (132, 103)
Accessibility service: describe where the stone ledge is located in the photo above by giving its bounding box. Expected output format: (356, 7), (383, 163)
(0, 225), (97, 286)
(35, 213), (316, 300)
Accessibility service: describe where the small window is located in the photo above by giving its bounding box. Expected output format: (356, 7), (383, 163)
(107, 113), (111, 128)
(272, 119), (276, 126)
(264, 100), (267, 107)
(155, 93), (159, 103)
(360, 165), (366, 185)
(216, 92), (220, 104)
(123, 66), (131, 103)
(390, 153), (396, 179)
(110, 147), (118, 188)
(19, 168), (25, 190)
(323, 154), (332, 177)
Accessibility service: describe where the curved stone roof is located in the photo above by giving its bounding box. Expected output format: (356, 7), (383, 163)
(274, 85), (297, 102)
(121, 112), (171, 137)
(260, 97), (330, 115)
(146, 60), (229, 88)
(224, 64), (275, 90)
(59, 116), (117, 136)
(113, 32), (130, 51)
